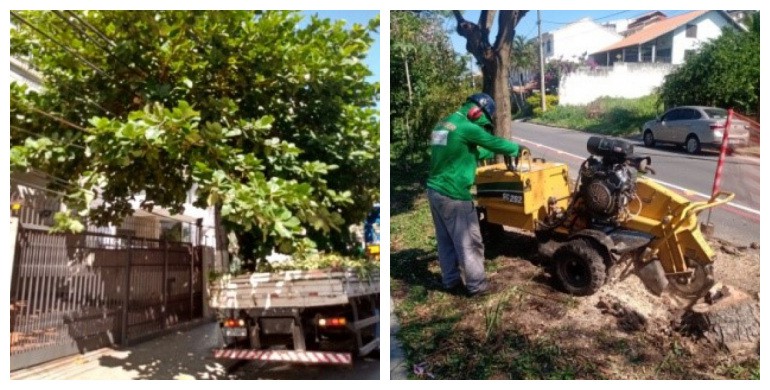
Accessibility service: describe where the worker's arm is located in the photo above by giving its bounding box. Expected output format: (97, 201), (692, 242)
(477, 146), (494, 160)
(463, 125), (519, 156)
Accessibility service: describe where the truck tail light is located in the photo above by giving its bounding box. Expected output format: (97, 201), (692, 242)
(318, 317), (347, 327)
(223, 318), (246, 327)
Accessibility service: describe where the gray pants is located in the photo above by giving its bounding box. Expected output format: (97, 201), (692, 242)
(427, 188), (488, 293)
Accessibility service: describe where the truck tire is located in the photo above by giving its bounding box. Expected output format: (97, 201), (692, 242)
(553, 239), (606, 296)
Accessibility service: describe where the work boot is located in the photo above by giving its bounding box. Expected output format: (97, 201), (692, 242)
(445, 282), (468, 297)
(468, 281), (496, 297)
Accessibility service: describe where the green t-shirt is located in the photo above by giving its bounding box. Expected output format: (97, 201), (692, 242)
(427, 103), (520, 201)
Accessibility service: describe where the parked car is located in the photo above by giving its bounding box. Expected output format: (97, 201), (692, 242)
(641, 106), (751, 154)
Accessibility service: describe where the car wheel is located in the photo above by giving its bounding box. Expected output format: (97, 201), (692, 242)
(685, 135), (701, 154)
(643, 130), (656, 147)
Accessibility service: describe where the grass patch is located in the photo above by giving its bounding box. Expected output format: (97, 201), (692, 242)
(531, 94), (661, 136)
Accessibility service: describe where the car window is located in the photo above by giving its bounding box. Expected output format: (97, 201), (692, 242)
(703, 108), (728, 119)
(663, 109), (682, 121)
(685, 109), (702, 120)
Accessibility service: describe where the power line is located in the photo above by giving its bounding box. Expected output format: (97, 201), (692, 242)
(594, 10), (632, 21)
(11, 125), (87, 150)
(10, 11), (107, 76)
(64, 11), (116, 48)
(11, 97), (88, 132)
(53, 11), (149, 79)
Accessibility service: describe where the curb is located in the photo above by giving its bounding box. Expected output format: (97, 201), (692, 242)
(389, 298), (409, 380)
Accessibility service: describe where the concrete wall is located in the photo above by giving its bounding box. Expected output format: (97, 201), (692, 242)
(559, 62), (676, 106)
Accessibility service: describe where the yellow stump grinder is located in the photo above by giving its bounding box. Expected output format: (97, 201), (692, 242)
(475, 136), (734, 297)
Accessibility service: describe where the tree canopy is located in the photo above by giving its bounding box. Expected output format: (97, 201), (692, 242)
(10, 10), (380, 263)
(660, 13), (759, 116)
(390, 11), (470, 164)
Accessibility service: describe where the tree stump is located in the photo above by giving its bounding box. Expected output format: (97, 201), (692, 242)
(682, 284), (759, 354)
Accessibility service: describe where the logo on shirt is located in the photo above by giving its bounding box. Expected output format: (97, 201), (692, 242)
(431, 130), (449, 146)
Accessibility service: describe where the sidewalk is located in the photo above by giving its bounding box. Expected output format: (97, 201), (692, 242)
(389, 298), (409, 380)
(11, 320), (232, 380)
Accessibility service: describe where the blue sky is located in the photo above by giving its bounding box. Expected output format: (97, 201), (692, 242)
(449, 10), (693, 56)
(300, 10), (380, 83)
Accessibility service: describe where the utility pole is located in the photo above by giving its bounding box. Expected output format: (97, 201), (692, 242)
(538, 10), (546, 113)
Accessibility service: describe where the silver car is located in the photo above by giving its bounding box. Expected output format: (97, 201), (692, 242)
(641, 106), (751, 154)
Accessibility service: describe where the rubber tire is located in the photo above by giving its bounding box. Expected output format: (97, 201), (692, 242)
(643, 130), (656, 147)
(553, 239), (607, 296)
(685, 135), (701, 154)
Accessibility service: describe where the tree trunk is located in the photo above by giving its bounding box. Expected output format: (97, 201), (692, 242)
(453, 10), (526, 145)
(213, 204), (229, 273)
(682, 285), (759, 354)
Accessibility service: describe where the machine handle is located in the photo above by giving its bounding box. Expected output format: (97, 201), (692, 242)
(683, 191), (735, 218)
(502, 149), (532, 172)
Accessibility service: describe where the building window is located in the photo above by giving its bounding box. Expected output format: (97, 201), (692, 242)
(684, 50), (696, 60)
(686, 24), (697, 38)
(545, 40), (551, 54)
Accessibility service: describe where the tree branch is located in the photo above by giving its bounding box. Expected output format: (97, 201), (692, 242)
(493, 11), (528, 53)
(454, 10), (490, 62)
(480, 10), (496, 36)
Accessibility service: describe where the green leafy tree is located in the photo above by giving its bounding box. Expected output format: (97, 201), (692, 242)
(390, 11), (470, 165)
(660, 13), (759, 115)
(10, 11), (380, 268)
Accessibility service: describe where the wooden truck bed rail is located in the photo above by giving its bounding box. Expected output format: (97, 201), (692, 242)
(209, 269), (380, 310)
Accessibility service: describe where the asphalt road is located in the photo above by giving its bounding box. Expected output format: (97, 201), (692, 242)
(508, 121), (760, 246)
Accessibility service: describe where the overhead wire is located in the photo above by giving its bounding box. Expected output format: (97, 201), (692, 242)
(65, 10), (117, 48)
(53, 10), (149, 79)
(10, 11), (107, 76)
(11, 97), (88, 132)
(11, 125), (87, 150)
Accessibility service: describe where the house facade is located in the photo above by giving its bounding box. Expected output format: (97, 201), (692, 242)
(543, 18), (623, 63)
(591, 10), (743, 66)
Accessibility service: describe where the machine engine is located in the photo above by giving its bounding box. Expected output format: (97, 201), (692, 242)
(578, 137), (642, 223)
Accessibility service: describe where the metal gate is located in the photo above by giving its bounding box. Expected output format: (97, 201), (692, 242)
(10, 226), (203, 371)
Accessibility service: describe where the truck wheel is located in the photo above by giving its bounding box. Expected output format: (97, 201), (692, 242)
(553, 239), (606, 296)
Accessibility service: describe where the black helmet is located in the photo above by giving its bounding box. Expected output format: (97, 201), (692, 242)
(467, 93), (496, 120)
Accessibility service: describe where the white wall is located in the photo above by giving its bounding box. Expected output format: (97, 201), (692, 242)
(559, 63), (676, 105)
(546, 19), (622, 62)
(671, 12), (734, 64)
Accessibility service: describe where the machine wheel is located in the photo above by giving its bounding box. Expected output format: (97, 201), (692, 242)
(685, 135), (701, 154)
(668, 262), (714, 298)
(553, 239), (607, 296)
(643, 130), (656, 147)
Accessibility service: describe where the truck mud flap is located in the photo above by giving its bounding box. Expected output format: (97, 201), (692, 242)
(212, 349), (352, 365)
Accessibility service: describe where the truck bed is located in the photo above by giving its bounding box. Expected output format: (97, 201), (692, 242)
(209, 269), (379, 309)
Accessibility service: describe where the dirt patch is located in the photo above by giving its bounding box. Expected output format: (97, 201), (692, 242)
(393, 232), (760, 379)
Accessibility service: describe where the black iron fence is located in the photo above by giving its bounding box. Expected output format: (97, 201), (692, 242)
(10, 226), (203, 371)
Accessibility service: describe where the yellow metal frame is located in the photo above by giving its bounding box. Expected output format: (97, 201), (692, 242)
(475, 161), (735, 278)
(476, 160), (571, 232)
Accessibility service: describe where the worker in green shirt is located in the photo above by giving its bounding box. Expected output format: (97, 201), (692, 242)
(427, 93), (527, 297)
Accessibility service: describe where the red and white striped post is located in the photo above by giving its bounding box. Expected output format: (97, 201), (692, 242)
(706, 108), (734, 225)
